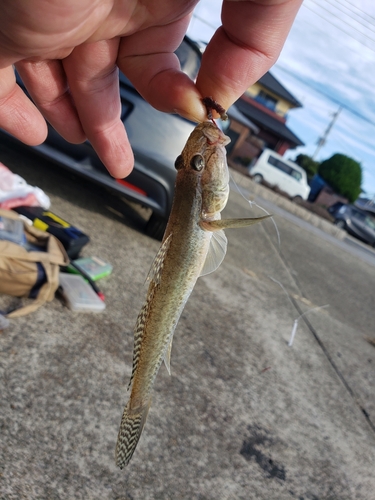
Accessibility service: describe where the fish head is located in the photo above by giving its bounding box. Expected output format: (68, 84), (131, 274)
(174, 122), (231, 220)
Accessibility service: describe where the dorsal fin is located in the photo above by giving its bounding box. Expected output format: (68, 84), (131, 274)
(128, 233), (172, 389)
(200, 229), (227, 277)
(146, 233), (172, 285)
(127, 292), (154, 390)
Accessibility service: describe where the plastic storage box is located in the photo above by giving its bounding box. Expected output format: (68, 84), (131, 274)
(58, 273), (105, 312)
(0, 215), (25, 245)
(67, 256), (113, 281)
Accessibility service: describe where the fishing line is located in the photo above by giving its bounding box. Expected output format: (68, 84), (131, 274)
(228, 170), (281, 248)
(229, 164), (328, 348)
(269, 276), (329, 347)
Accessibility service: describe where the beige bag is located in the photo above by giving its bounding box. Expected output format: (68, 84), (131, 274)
(0, 209), (69, 317)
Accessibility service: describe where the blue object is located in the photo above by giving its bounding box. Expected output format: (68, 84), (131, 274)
(308, 175), (327, 202)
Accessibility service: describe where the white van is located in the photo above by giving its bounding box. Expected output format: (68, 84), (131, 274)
(249, 149), (311, 200)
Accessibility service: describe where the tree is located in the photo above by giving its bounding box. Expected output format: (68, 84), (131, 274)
(318, 154), (362, 203)
(293, 154), (320, 181)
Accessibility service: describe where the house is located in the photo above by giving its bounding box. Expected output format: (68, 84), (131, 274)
(225, 105), (260, 161)
(227, 71), (304, 168)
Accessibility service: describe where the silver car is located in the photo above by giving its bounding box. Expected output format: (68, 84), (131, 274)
(328, 203), (375, 247)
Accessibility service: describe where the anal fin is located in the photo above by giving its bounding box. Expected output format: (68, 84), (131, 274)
(164, 336), (173, 375)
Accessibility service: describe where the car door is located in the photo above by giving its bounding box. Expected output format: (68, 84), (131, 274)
(350, 209), (375, 244)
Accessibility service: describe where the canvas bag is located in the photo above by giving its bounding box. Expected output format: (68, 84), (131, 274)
(0, 209), (69, 318)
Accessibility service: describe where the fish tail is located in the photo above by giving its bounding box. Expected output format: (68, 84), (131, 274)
(115, 399), (151, 469)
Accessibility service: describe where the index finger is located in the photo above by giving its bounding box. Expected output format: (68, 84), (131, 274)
(195, 0), (303, 111)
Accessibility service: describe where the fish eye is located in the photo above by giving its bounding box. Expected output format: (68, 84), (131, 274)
(190, 154), (205, 171)
(174, 155), (184, 170)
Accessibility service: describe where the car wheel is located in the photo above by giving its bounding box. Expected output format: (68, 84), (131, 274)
(252, 174), (263, 184)
(145, 213), (168, 240)
(292, 195), (303, 203)
(334, 219), (346, 230)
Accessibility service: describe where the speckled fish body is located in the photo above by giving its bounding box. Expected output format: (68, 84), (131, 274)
(115, 122), (269, 468)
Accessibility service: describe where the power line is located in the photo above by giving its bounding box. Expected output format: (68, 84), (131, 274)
(190, 9), (375, 125)
(191, 4), (375, 55)
(308, 0), (375, 42)
(296, 14), (373, 56)
(274, 64), (375, 127)
(334, 0), (375, 23)
(320, 0), (375, 33)
(192, 0), (375, 52)
(190, 3), (375, 124)
(302, 2), (375, 52)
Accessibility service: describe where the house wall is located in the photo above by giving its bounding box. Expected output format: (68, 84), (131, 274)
(276, 142), (293, 156)
(226, 119), (261, 166)
(315, 186), (348, 207)
(246, 83), (292, 117)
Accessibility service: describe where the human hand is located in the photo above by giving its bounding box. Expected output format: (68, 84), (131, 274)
(0, 0), (302, 179)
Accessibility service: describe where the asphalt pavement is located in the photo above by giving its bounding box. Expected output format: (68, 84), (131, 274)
(1, 140), (375, 500)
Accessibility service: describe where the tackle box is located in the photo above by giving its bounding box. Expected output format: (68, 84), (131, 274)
(14, 206), (89, 259)
(58, 273), (106, 312)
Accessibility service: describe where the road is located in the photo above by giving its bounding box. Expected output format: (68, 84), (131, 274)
(231, 181), (375, 268)
(1, 139), (375, 500)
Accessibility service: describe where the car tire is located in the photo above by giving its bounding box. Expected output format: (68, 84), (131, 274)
(334, 219), (346, 230)
(145, 213), (168, 240)
(292, 195), (303, 203)
(252, 174), (263, 184)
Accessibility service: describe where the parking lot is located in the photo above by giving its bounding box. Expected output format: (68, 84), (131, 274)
(1, 138), (375, 500)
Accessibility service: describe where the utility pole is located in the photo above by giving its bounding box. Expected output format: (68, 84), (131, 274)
(312, 106), (342, 160)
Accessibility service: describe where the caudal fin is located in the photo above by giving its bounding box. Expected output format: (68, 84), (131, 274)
(115, 399), (151, 469)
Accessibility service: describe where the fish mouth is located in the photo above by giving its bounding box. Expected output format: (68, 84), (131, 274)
(199, 122), (230, 147)
(205, 133), (230, 148)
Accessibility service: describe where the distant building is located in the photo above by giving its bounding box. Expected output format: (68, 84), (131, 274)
(227, 71), (304, 168)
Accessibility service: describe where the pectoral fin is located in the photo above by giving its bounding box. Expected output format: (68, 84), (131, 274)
(200, 229), (227, 276)
(200, 215), (271, 232)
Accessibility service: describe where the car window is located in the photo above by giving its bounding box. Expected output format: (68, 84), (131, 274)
(365, 215), (375, 230)
(290, 169), (302, 181)
(120, 97), (133, 121)
(267, 155), (292, 175)
(175, 39), (201, 81)
(332, 202), (344, 211)
(349, 207), (375, 230)
(353, 209), (365, 221)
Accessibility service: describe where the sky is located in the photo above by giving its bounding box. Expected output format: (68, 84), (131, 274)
(187, 0), (375, 198)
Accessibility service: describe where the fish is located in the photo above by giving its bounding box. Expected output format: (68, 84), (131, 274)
(115, 121), (270, 468)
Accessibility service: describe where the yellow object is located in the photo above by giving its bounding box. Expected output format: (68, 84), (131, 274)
(33, 219), (49, 231)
